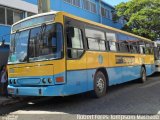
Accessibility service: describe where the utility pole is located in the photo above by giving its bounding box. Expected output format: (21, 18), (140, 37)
(99, 0), (102, 24)
(38, 0), (51, 13)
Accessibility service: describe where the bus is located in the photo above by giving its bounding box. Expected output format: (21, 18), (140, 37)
(154, 41), (160, 72)
(7, 11), (155, 98)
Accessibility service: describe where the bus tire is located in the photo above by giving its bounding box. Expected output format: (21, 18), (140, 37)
(140, 67), (147, 83)
(92, 71), (107, 98)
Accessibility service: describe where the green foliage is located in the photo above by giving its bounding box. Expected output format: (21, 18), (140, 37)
(115, 0), (160, 40)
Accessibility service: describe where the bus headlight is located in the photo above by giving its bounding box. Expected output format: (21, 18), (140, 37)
(42, 78), (47, 84)
(9, 80), (12, 84)
(48, 78), (52, 83)
(13, 79), (16, 84)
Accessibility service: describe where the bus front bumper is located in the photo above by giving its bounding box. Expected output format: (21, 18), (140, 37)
(7, 85), (66, 96)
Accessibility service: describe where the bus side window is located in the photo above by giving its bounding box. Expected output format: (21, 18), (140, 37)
(130, 45), (138, 53)
(106, 32), (117, 52)
(140, 46), (145, 54)
(85, 28), (106, 51)
(130, 41), (139, 54)
(138, 41), (145, 54)
(66, 27), (84, 59)
(119, 41), (130, 53)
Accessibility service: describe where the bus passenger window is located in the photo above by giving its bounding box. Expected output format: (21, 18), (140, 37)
(88, 38), (99, 50)
(138, 41), (146, 54)
(67, 27), (84, 59)
(119, 41), (130, 53)
(130, 45), (138, 53)
(106, 33), (117, 51)
(85, 28), (106, 51)
(140, 46), (145, 54)
(129, 41), (139, 53)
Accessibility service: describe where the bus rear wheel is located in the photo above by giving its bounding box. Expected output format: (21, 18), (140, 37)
(92, 71), (107, 98)
(140, 67), (147, 83)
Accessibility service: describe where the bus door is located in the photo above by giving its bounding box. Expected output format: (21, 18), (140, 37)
(65, 18), (87, 94)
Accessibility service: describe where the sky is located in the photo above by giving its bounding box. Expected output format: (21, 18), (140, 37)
(103, 0), (129, 6)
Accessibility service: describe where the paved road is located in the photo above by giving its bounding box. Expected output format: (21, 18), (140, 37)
(1, 73), (160, 119)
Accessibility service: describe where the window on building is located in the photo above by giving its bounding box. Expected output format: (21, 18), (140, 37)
(0, 7), (5, 24)
(0, 6), (25, 25)
(14, 10), (23, 23)
(64, 0), (72, 4)
(86, 28), (106, 51)
(7, 9), (13, 25)
(64, 0), (81, 7)
(101, 7), (110, 19)
(27, 12), (35, 17)
(73, 0), (81, 7)
(83, 0), (90, 10)
(101, 7), (105, 17)
(90, 2), (96, 13)
(83, 0), (96, 13)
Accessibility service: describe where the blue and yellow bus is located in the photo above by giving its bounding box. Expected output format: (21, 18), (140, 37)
(7, 11), (155, 98)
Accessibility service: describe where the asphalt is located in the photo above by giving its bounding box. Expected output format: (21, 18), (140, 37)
(0, 97), (17, 106)
(0, 73), (160, 120)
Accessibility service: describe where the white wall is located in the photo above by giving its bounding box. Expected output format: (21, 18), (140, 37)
(0, 0), (38, 13)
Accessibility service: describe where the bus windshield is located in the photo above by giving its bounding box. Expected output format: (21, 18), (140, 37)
(9, 23), (63, 63)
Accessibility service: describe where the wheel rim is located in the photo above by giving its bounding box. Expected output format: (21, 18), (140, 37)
(142, 70), (146, 81)
(96, 77), (105, 93)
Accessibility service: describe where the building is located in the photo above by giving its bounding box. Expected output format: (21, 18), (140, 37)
(0, 0), (125, 43)
(0, 0), (38, 44)
(25, 0), (125, 28)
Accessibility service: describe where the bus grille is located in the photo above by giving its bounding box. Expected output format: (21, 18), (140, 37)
(17, 78), (41, 85)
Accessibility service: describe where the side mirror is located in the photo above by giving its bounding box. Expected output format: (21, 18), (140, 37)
(67, 27), (75, 38)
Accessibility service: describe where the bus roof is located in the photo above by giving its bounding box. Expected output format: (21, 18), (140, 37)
(12, 11), (59, 27)
(12, 11), (152, 42)
(61, 12), (152, 42)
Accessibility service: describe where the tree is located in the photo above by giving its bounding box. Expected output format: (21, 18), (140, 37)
(115, 0), (160, 41)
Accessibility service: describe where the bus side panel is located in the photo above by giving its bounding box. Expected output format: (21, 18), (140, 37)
(107, 67), (123, 86)
(86, 51), (109, 90)
(145, 64), (155, 76)
(64, 69), (96, 95)
(108, 53), (141, 86)
(108, 65), (141, 86)
(66, 51), (88, 95)
(144, 55), (155, 75)
(121, 65), (141, 82)
(66, 70), (88, 95)
(87, 69), (96, 91)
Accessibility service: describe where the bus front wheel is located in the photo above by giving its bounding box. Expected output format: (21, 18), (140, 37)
(92, 71), (107, 98)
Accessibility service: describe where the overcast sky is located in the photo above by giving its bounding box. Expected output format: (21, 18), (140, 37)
(103, 0), (129, 6)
